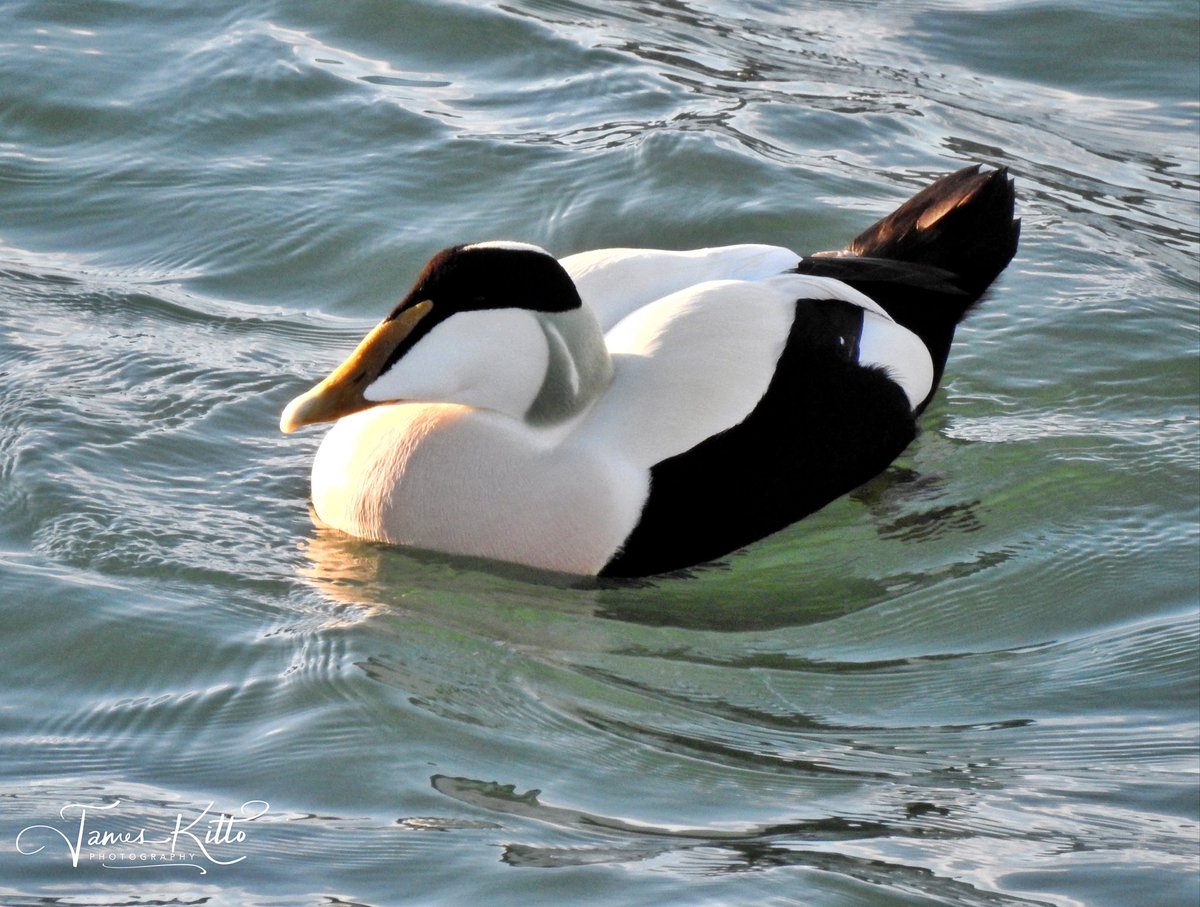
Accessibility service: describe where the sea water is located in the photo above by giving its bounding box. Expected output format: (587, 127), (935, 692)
(0, 1), (1196, 904)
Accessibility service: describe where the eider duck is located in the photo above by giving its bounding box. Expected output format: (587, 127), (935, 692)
(281, 165), (1019, 577)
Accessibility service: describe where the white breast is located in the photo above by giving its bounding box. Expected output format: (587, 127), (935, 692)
(310, 403), (647, 575)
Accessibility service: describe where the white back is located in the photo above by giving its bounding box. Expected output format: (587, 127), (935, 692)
(575, 276), (797, 468)
(573, 271), (932, 467)
(561, 244), (801, 330)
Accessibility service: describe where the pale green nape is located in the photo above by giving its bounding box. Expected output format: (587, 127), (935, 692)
(525, 307), (614, 426)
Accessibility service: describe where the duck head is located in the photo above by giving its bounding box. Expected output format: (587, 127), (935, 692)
(280, 242), (613, 433)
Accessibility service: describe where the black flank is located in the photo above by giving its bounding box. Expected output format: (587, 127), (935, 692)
(602, 298), (916, 578)
(603, 166), (1018, 577)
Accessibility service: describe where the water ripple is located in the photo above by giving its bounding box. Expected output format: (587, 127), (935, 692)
(0, 1), (1196, 905)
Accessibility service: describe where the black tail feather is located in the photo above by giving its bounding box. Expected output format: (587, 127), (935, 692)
(841, 164), (1020, 301)
(796, 165), (1019, 410)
